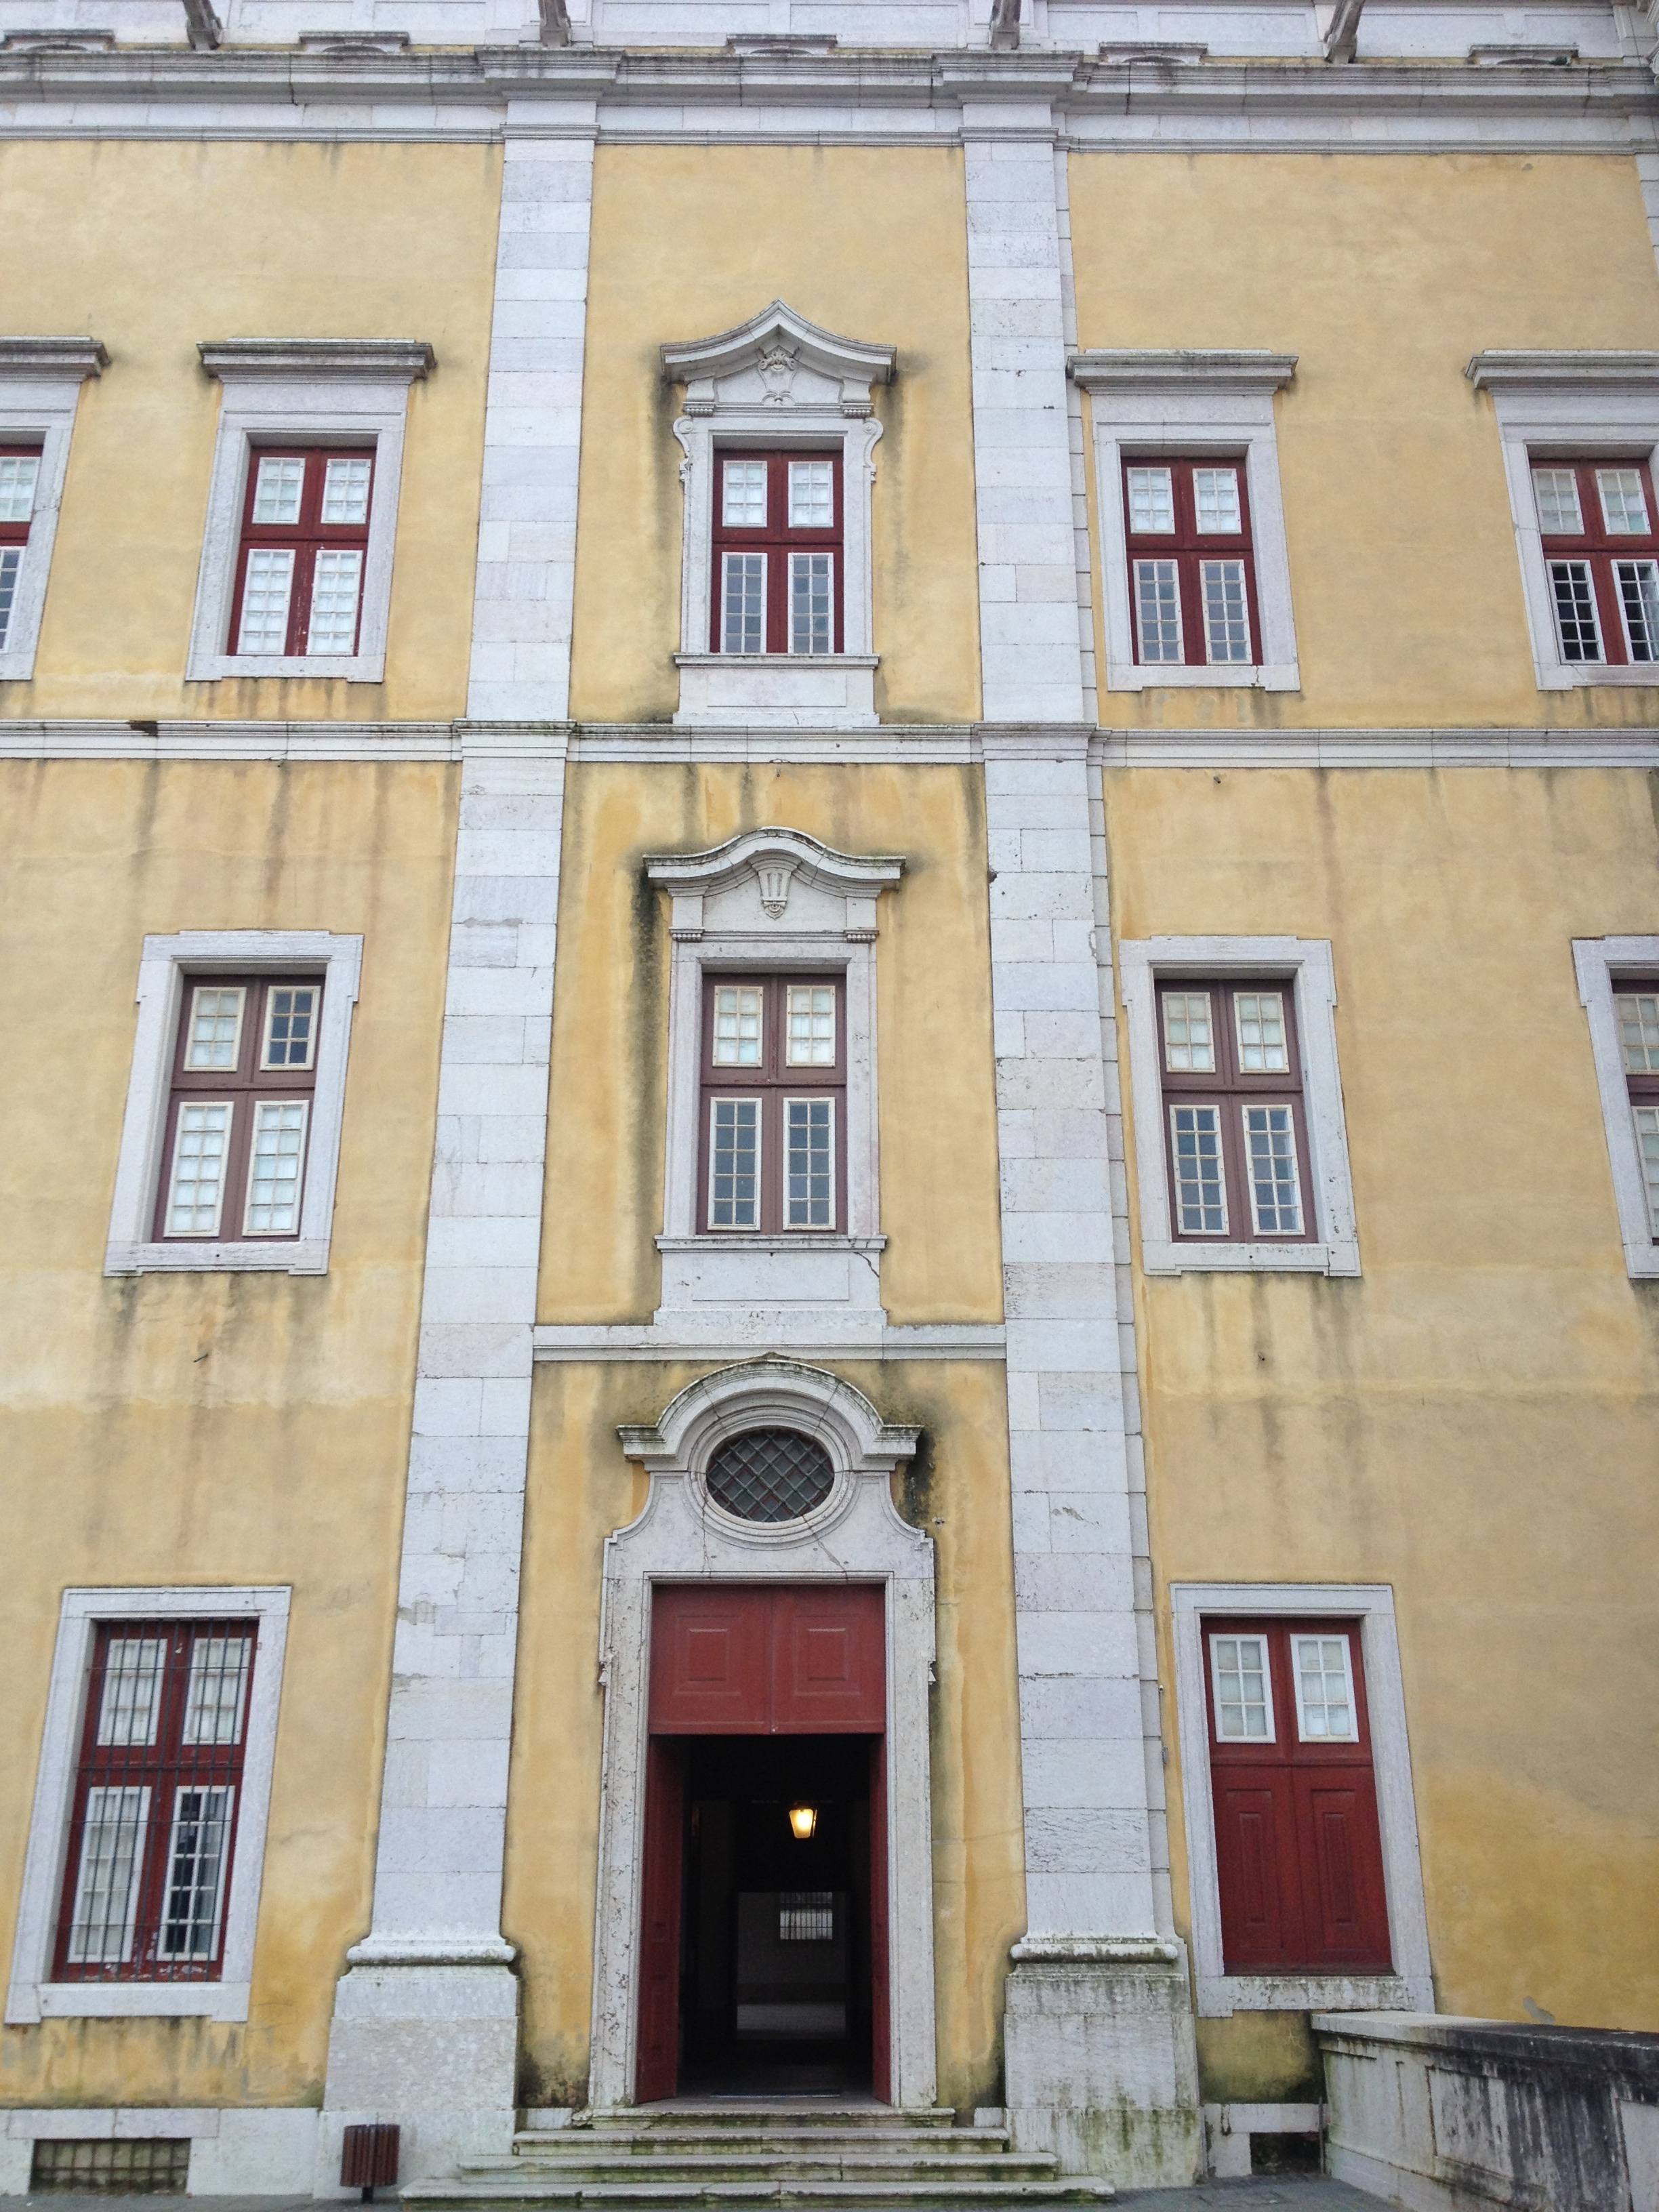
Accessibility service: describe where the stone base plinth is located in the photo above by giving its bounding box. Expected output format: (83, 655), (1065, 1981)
(318, 1961), (519, 2196)
(1003, 1940), (1202, 2189)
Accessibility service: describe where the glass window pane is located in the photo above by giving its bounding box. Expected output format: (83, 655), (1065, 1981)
(1293, 1634), (1355, 1740)
(1211, 1633), (1273, 1740)
(237, 546), (295, 653)
(1548, 560), (1601, 662)
(245, 1100), (309, 1234)
(262, 984), (318, 1069)
(65, 1786), (149, 1965)
(0, 453), (39, 524)
(251, 455), (305, 527)
(1616, 991), (1659, 1073)
(0, 545), (22, 653)
(785, 984), (836, 1065)
(1134, 558), (1183, 662)
(1193, 466), (1241, 533)
(1243, 1103), (1303, 1235)
(186, 985), (245, 1071)
(1597, 467), (1650, 535)
(1126, 466), (1174, 533)
(306, 548), (363, 654)
(785, 1096), (834, 1227)
(1637, 1105), (1659, 1237)
(1162, 991), (1215, 1073)
(712, 985), (764, 1065)
(182, 1636), (253, 1746)
(96, 1638), (167, 1747)
(1233, 989), (1289, 1073)
(1201, 558), (1252, 663)
(1531, 466), (1582, 535)
(1615, 560), (1659, 663)
(790, 551), (833, 655)
(722, 550), (765, 653)
(166, 1103), (232, 1237)
(321, 456), (371, 525)
(159, 1785), (234, 1961)
(709, 1097), (760, 1229)
(722, 459), (767, 528)
(1170, 1103), (1226, 1235)
(787, 459), (834, 528)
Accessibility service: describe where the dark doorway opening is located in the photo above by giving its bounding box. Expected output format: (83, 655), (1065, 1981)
(672, 1734), (876, 2097)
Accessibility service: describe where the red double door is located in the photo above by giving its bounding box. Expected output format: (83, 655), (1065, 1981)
(636, 1584), (888, 2104)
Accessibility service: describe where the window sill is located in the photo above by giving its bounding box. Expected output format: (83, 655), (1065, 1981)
(186, 653), (385, 684)
(1107, 660), (1300, 693)
(12, 1980), (251, 2024)
(1197, 1971), (1423, 2020)
(104, 1238), (330, 1277)
(673, 652), (880, 728)
(1140, 1236), (1359, 1278)
(1536, 661), (1659, 691)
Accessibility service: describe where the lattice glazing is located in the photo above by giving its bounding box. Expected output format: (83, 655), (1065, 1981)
(706, 1427), (835, 1522)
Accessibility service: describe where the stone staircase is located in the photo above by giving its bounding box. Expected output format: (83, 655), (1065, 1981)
(403, 2101), (1114, 2207)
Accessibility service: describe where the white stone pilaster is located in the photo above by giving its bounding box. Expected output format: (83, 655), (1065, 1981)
(466, 107), (596, 722)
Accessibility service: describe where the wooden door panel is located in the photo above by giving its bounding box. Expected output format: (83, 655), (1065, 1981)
(649, 1586), (771, 1732)
(1214, 1775), (1303, 1971)
(636, 1738), (684, 2102)
(1294, 1769), (1393, 1971)
(771, 1586), (886, 1733)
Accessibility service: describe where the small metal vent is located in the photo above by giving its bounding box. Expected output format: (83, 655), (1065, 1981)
(31, 2140), (190, 2194)
(706, 1428), (834, 1522)
(779, 1889), (836, 1942)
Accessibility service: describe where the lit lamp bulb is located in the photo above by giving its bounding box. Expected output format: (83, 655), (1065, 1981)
(788, 1803), (818, 1841)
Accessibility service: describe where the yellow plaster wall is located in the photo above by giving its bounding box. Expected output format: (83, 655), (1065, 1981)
(506, 1358), (1025, 2114)
(0, 140), (499, 722)
(0, 759), (457, 2104)
(538, 762), (1003, 1326)
(1104, 764), (1659, 2029)
(569, 146), (981, 725)
(1068, 153), (1659, 729)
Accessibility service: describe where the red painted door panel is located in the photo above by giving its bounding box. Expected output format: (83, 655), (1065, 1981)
(636, 1738), (684, 2102)
(1294, 1771), (1391, 1969)
(869, 1734), (891, 2105)
(1213, 1776), (1303, 1970)
(649, 1584), (884, 1734)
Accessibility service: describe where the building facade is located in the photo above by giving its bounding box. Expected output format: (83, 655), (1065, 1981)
(1, 0), (1657, 2198)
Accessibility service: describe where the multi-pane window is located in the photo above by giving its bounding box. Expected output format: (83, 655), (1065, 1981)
(153, 976), (322, 1243)
(700, 976), (844, 1232)
(0, 443), (43, 653)
(711, 451), (842, 656)
(1158, 980), (1313, 1242)
(232, 447), (373, 657)
(54, 1621), (257, 1982)
(1616, 975), (1659, 1237)
(1123, 457), (1259, 668)
(1204, 1619), (1391, 1974)
(1533, 459), (1659, 667)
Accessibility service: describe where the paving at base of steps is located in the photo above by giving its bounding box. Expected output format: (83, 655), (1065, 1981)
(0, 2184), (1391, 2211)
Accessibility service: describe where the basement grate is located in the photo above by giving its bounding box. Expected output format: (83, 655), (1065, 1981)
(30, 2139), (191, 2193)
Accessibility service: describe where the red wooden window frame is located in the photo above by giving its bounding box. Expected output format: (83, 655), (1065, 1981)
(152, 973), (323, 1244)
(231, 445), (374, 658)
(1121, 455), (1261, 670)
(0, 441), (43, 651)
(53, 1620), (258, 1983)
(1158, 977), (1315, 1244)
(698, 974), (846, 1235)
(710, 449), (843, 655)
(1204, 1618), (1391, 1975)
(1535, 457), (1659, 667)
(1618, 972), (1659, 1242)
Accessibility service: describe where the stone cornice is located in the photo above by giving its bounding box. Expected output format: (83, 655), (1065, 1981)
(1069, 348), (1297, 392)
(1467, 348), (1659, 392)
(198, 336), (434, 381)
(0, 336), (108, 380)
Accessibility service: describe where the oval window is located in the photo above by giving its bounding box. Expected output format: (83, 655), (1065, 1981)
(705, 1428), (834, 1523)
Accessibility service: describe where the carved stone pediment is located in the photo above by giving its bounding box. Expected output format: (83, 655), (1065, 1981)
(662, 300), (896, 420)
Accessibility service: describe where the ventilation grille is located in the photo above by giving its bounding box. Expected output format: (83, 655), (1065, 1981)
(31, 2140), (190, 2194)
(706, 1428), (834, 1523)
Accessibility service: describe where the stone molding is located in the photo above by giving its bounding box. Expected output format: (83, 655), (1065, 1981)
(198, 336), (434, 382)
(533, 1320), (1007, 1359)
(661, 298), (895, 416)
(1465, 347), (1659, 391)
(0, 335), (108, 377)
(1574, 935), (1659, 1279)
(1069, 347), (1298, 392)
(0, 343), (105, 682)
(590, 1358), (938, 2111)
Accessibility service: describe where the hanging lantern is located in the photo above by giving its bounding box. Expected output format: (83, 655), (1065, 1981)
(787, 1802), (818, 1841)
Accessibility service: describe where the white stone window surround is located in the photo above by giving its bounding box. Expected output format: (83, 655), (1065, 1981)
(645, 829), (902, 1335)
(1574, 935), (1659, 1279)
(1069, 350), (1301, 694)
(1118, 935), (1359, 1276)
(104, 930), (363, 1277)
(0, 338), (107, 683)
(5, 1584), (291, 2026)
(592, 1357), (937, 2110)
(186, 339), (433, 686)
(1169, 1582), (1433, 2020)
(663, 302), (895, 730)
(1467, 350), (1659, 693)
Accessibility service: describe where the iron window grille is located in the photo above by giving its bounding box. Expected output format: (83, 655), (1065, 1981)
(706, 1429), (835, 1523)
